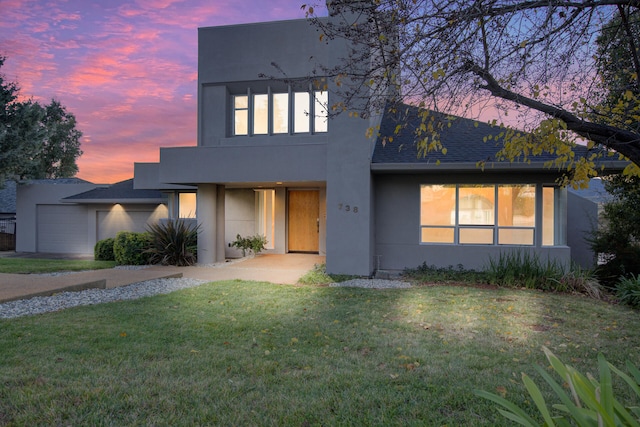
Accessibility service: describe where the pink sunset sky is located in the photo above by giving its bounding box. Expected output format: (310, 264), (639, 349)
(0, 0), (326, 183)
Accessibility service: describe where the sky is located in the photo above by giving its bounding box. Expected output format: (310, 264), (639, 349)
(0, 0), (326, 183)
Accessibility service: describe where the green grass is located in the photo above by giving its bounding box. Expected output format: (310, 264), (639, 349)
(298, 263), (361, 284)
(0, 258), (116, 274)
(1, 280), (639, 426)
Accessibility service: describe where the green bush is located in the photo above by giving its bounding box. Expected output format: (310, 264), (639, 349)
(146, 219), (199, 266)
(231, 234), (267, 256)
(297, 263), (359, 285)
(476, 347), (640, 426)
(589, 175), (640, 287)
(94, 238), (115, 261)
(548, 264), (604, 300)
(113, 231), (152, 266)
(616, 274), (640, 309)
(404, 262), (488, 284)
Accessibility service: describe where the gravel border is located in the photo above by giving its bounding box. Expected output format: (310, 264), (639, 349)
(0, 277), (207, 319)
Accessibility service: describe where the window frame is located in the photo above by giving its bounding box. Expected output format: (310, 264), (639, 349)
(231, 86), (328, 137)
(420, 183), (542, 246)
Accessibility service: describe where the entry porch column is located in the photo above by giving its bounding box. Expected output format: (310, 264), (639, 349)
(197, 184), (226, 264)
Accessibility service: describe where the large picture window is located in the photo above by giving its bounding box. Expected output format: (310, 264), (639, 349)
(420, 184), (541, 245)
(233, 89), (328, 136)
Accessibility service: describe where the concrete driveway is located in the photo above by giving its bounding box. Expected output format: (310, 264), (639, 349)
(0, 253), (325, 303)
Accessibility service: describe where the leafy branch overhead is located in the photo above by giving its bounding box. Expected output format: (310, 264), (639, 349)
(0, 56), (83, 184)
(305, 1), (640, 186)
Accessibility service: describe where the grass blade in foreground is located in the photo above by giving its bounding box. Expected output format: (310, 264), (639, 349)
(478, 346), (640, 426)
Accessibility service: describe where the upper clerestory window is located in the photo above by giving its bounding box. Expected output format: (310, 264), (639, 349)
(233, 89), (328, 136)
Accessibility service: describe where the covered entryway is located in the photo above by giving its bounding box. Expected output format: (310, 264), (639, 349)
(288, 190), (319, 253)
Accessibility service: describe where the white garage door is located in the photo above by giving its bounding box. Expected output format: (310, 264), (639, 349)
(37, 205), (89, 253)
(97, 210), (158, 241)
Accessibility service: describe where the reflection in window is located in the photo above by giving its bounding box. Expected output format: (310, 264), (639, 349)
(314, 91), (328, 133)
(256, 189), (275, 250)
(459, 185), (495, 225)
(420, 184), (545, 246)
(273, 93), (289, 134)
(179, 193), (197, 219)
(253, 94), (268, 135)
(234, 96), (248, 135)
(543, 186), (555, 245)
(294, 92), (310, 133)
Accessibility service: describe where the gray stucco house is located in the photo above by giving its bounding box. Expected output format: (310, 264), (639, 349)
(129, 15), (625, 276)
(13, 12), (623, 273)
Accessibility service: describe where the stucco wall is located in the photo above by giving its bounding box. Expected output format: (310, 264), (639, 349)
(225, 189), (256, 258)
(198, 19), (330, 87)
(567, 191), (598, 268)
(159, 144), (327, 185)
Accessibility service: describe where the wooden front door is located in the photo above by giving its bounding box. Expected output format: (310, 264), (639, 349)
(288, 190), (319, 253)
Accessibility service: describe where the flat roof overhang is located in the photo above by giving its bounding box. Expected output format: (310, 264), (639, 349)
(371, 160), (629, 175)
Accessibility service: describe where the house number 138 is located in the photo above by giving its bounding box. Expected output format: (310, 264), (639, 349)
(338, 203), (358, 213)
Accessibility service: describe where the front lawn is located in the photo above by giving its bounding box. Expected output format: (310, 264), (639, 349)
(0, 258), (116, 274)
(1, 280), (638, 425)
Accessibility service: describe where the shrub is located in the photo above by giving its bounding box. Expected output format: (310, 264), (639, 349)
(146, 219), (199, 266)
(616, 274), (640, 309)
(589, 175), (640, 288)
(297, 263), (359, 285)
(231, 234), (267, 256)
(113, 231), (152, 266)
(403, 262), (488, 284)
(548, 265), (604, 300)
(485, 251), (565, 291)
(476, 347), (640, 426)
(94, 238), (115, 261)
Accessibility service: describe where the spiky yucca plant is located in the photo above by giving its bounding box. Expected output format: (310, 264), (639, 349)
(146, 219), (200, 266)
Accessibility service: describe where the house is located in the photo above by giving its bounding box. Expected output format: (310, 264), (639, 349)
(131, 14), (627, 276)
(16, 179), (167, 254)
(13, 12), (624, 272)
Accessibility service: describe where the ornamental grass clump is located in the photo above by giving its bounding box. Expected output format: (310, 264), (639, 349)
(476, 347), (640, 426)
(485, 251), (565, 291)
(616, 274), (640, 309)
(146, 219), (199, 266)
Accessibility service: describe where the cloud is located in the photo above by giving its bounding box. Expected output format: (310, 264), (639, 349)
(0, 0), (324, 183)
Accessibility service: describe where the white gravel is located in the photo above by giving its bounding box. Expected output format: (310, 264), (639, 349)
(0, 277), (207, 319)
(0, 275), (411, 319)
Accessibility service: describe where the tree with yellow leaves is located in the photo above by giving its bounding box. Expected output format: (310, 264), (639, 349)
(305, 1), (640, 186)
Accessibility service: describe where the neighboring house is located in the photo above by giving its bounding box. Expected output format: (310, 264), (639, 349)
(567, 178), (615, 268)
(131, 15), (627, 276)
(0, 181), (17, 250)
(16, 179), (167, 254)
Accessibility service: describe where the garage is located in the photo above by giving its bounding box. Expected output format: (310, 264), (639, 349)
(97, 207), (166, 241)
(36, 204), (89, 253)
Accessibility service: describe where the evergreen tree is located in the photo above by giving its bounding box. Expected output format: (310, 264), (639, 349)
(0, 56), (83, 184)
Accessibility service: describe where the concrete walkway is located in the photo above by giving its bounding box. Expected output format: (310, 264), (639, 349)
(0, 254), (325, 303)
